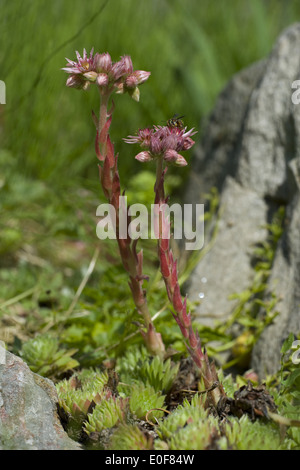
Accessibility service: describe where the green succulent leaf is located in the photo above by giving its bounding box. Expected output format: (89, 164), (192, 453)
(20, 334), (79, 377)
(129, 384), (165, 420)
(223, 415), (281, 450)
(116, 347), (179, 393)
(84, 397), (127, 434)
(156, 395), (208, 440)
(108, 423), (154, 450)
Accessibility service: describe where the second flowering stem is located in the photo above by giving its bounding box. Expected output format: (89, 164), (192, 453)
(154, 156), (223, 407)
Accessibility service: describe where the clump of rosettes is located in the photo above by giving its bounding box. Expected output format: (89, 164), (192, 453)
(62, 48), (150, 100)
(124, 125), (196, 166)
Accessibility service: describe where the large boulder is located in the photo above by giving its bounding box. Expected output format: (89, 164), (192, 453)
(185, 23), (300, 377)
(0, 345), (81, 450)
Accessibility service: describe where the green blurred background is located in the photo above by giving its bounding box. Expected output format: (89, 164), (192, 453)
(1, 0), (300, 363)
(2, 0), (300, 186)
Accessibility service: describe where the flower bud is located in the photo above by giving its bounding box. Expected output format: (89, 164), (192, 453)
(96, 73), (109, 87)
(175, 154), (188, 167)
(122, 55), (133, 74)
(182, 137), (195, 150)
(125, 71), (151, 89)
(111, 56), (132, 80)
(243, 369), (259, 383)
(164, 149), (179, 164)
(94, 52), (112, 73)
(83, 71), (98, 82)
(150, 136), (162, 155)
(135, 151), (153, 163)
(133, 70), (151, 85)
(66, 74), (86, 89)
(124, 74), (139, 89)
(162, 134), (177, 151)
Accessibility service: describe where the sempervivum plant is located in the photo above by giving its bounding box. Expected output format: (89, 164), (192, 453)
(84, 396), (128, 435)
(56, 369), (109, 418)
(56, 369), (109, 439)
(116, 347), (179, 394)
(125, 120), (225, 407)
(20, 334), (79, 378)
(129, 383), (166, 421)
(62, 49), (164, 358)
(108, 423), (154, 450)
(62, 47), (224, 409)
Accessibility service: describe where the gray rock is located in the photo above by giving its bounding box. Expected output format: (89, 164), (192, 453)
(184, 58), (267, 204)
(252, 161), (300, 377)
(187, 177), (268, 326)
(0, 346), (81, 450)
(185, 23), (300, 376)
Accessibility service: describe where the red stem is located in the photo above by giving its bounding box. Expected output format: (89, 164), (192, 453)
(96, 91), (165, 358)
(155, 156), (223, 405)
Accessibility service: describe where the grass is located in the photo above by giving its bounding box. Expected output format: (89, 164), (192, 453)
(2, 0), (300, 184)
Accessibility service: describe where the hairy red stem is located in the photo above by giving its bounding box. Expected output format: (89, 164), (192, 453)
(96, 91), (165, 358)
(154, 156), (223, 406)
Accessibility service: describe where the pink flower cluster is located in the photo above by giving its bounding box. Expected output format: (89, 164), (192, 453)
(124, 125), (196, 166)
(62, 48), (150, 100)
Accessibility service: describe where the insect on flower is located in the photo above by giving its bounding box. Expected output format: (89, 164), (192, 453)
(167, 114), (185, 129)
